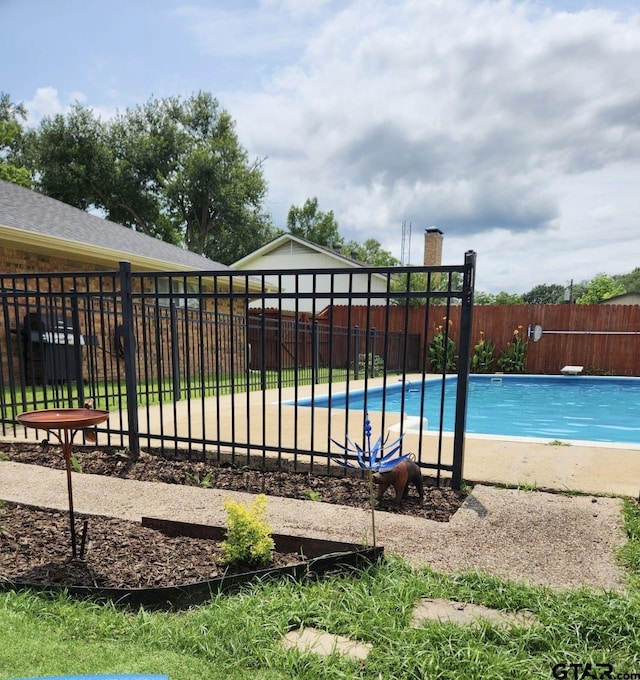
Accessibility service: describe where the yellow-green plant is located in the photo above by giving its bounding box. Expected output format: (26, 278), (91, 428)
(471, 331), (495, 373)
(221, 494), (275, 567)
(428, 319), (457, 373)
(497, 325), (528, 373)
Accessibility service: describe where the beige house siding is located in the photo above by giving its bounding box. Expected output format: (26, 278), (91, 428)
(231, 234), (390, 312)
(600, 292), (640, 305)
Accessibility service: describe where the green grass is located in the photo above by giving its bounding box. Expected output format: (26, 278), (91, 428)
(2, 505), (640, 680)
(0, 368), (348, 419)
(2, 367), (351, 419)
(620, 498), (640, 590)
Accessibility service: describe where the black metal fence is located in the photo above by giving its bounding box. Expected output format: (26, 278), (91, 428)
(0, 253), (476, 488)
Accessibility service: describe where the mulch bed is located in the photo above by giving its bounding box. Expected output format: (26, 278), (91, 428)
(0, 441), (468, 590)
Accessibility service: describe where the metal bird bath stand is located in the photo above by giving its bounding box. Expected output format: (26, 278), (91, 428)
(16, 408), (110, 559)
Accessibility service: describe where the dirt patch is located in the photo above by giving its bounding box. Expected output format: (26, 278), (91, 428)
(0, 442), (467, 590)
(1, 442), (467, 521)
(0, 502), (305, 589)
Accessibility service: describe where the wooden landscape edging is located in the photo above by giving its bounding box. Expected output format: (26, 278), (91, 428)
(2, 517), (384, 611)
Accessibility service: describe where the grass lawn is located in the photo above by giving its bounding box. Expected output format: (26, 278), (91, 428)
(2, 367), (352, 418)
(1, 500), (639, 679)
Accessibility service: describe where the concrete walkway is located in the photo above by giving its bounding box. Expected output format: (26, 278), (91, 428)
(0, 460), (627, 592)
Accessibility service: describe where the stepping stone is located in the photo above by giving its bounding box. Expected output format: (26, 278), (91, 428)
(282, 627), (372, 660)
(411, 598), (536, 628)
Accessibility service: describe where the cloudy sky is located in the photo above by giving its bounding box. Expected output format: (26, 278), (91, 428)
(2, 0), (639, 293)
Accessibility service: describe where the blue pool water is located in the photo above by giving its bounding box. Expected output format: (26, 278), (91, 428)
(300, 376), (640, 444)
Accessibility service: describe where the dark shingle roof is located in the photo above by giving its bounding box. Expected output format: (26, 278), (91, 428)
(0, 179), (228, 271)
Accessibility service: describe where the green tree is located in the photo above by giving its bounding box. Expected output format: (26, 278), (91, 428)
(287, 197), (342, 248)
(521, 283), (565, 304)
(343, 238), (399, 266)
(390, 270), (463, 306)
(0, 93), (31, 187)
(24, 92), (276, 263)
(494, 291), (524, 305)
(24, 103), (116, 213)
(614, 267), (640, 293)
(473, 291), (496, 305)
(576, 273), (625, 304)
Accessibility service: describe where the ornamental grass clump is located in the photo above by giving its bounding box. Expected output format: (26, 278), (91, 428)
(222, 494), (275, 567)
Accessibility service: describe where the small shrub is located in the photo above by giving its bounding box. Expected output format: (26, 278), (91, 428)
(186, 471), (212, 488)
(222, 494), (275, 567)
(471, 331), (495, 373)
(584, 365), (616, 376)
(358, 353), (384, 377)
(497, 325), (528, 373)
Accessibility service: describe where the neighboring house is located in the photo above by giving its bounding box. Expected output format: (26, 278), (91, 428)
(230, 233), (390, 312)
(600, 292), (640, 305)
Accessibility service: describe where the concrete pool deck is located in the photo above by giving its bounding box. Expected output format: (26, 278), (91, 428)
(3, 376), (639, 498)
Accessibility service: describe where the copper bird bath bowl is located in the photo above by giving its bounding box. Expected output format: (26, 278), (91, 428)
(17, 408), (110, 559)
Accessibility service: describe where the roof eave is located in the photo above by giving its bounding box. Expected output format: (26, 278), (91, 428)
(0, 225), (268, 293)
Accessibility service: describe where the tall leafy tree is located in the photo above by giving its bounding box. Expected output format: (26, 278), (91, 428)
(472, 291), (523, 305)
(0, 93), (31, 187)
(494, 291), (524, 305)
(24, 103), (114, 212)
(474, 291), (497, 305)
(614, 267), (640, 293)
(24, 92), (276, 263)
(343, 238), (399, 266)
(287, 197), (342, 248)
(158, 93), (275, 260)
(576, 273), (625, 304)
(521, 283), (565, 304)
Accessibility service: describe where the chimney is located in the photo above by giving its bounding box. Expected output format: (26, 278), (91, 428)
(424, 228), (443, 266)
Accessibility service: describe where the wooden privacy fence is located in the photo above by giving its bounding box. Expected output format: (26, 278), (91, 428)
(328, 303), (640, 376)
(247, 310), (421, 372)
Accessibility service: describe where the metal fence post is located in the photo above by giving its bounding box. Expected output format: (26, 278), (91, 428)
(69, 288), (86, 406)
(119, 261), (140, 455)
(170, 300), (181, 402)
(370, 328), (377, 377)
(353, 326), (360, 380)
(313, 319), (319, 384)
(452, 250), (476, 489)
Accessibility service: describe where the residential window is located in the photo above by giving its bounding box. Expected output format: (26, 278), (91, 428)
(155, 277), (200, 308)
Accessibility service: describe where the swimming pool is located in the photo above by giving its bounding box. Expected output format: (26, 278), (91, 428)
(299, 375), (640, 445)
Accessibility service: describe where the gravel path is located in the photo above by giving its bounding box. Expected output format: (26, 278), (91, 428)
(0, 461), (628, 591)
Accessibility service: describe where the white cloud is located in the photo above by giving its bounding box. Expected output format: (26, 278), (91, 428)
(6, 0), (640, 293)
(224, 0), (640, 291)
(23, 88), (65, 126)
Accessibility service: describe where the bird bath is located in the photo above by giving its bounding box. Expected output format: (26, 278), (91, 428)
(16, 408), (110, 558)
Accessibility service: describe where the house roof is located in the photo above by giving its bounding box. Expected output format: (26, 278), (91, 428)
(0, 179), (228, 273)
(230, 233), (386, 280)
(599, 291), (640, 304)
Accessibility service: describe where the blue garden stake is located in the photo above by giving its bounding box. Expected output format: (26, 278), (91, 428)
(330, 412), (410, 546)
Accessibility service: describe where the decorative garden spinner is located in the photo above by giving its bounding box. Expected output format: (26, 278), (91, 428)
(331, 413), (410, 546)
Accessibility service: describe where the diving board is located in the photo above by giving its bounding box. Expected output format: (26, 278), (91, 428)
(561, 365), (583, 376)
